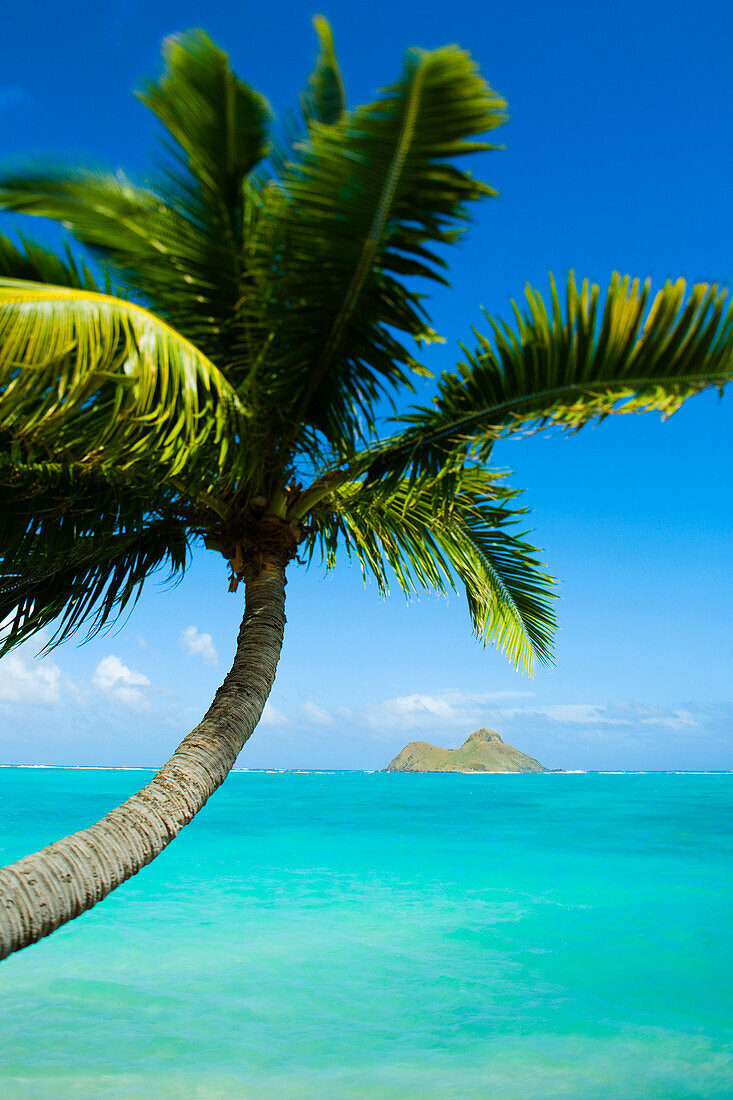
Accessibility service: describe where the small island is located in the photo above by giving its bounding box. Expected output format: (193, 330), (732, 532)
(386, 728), (546, 773)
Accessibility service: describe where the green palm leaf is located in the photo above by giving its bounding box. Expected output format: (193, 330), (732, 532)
(370, 272), (733, 479)
(0, 30), (273, 363)
(301, 16), (346, 127)
(137, 29), (272, 231)
(247, 43), (506, 452)
(0, 278), (245, 486)
(306, 465), (555, 672)
(0, 458), (189, 652)
(0, 171), (251, 361)
(0, 232), (104, 291)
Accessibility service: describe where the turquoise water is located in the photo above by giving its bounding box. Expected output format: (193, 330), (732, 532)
(0, 770), (731, 1098)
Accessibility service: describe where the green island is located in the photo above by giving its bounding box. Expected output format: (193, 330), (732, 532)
(387, 728), (546, 772)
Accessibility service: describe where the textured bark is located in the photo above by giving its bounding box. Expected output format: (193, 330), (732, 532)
(0, 556), (287, 960)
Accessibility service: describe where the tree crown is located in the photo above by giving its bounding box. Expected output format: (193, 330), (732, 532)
(1, 19), (731, 673)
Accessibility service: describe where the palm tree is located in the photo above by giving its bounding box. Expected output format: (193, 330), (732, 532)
(0, 20), (730, 962)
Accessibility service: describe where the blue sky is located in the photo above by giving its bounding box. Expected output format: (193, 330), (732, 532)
(1, 0), (731, 770)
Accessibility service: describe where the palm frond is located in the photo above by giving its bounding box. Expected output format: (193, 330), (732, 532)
(0, 171), (251, 361)
(0, 458), (189, 652)
(137, 29), (272, 233)
(306, 465), (556, 673)
(246, 44), (506, 453)
(0, 232), (105, 291)
(265, 15), (346, 186)
(301, 16), (346, 127)
(368, 272), (733, 480)
(0, 279), (245, 487)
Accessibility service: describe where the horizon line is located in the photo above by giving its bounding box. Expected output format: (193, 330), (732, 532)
(0, 764), (731, 775)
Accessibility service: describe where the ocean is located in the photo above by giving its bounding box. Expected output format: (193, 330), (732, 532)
(0, 769), (730, 1098)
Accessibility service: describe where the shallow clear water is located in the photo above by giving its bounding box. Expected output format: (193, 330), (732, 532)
(0, 770), (731, 1098)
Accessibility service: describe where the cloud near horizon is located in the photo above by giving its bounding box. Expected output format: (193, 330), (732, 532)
(324, 690), (731, 760)
(484, 700), (706, 734)
(361, 689), (534, 738)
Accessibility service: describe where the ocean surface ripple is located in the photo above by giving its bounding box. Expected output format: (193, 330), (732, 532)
(0, 770), (730, 1098)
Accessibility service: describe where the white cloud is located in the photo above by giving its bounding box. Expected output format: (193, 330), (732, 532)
(364, 689), (533, 734)
(640, 708), (698, 730)
(260, 701), (287, 726)
(376, 692), (464, 726)
(494, 703), (632, 726)
(94, 655), (149, 692)
(302, 701), (333, 726)
(0, 653), (64, 706)
(179, 625), (218, 666)
(93, 656), (150, 709)
(485, 701), (705, 733)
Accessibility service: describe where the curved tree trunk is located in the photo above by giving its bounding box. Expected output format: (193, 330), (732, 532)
(0, 555), (287, 961)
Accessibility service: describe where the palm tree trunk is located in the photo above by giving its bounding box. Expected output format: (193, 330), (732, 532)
(0, 555), (287, 961)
